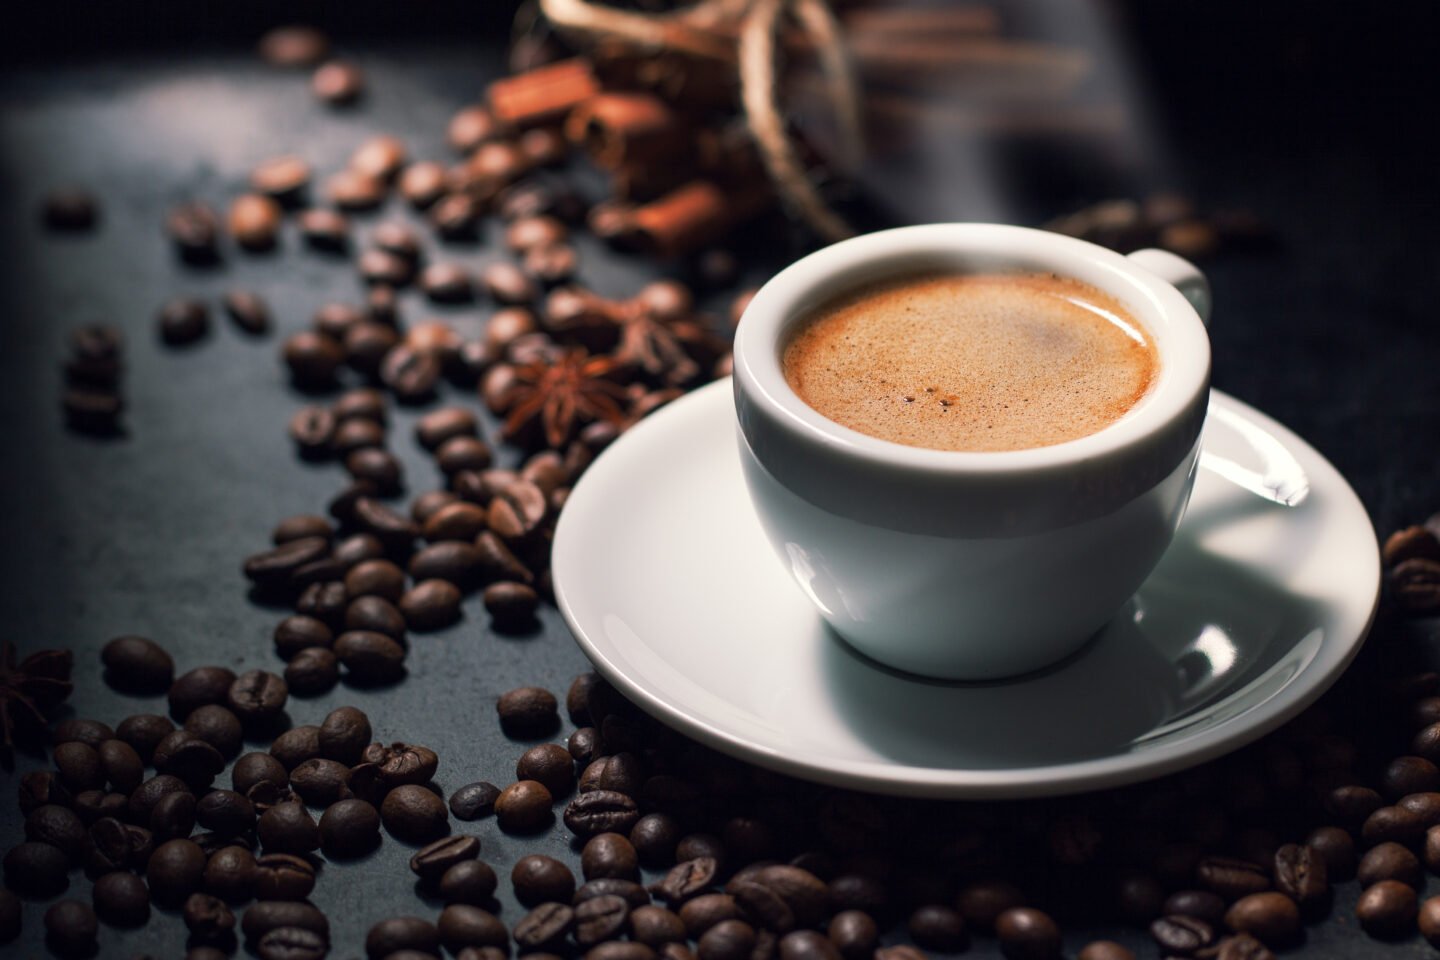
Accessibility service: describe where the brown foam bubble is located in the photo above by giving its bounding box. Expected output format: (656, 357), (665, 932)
(782, 272), (1158, 452)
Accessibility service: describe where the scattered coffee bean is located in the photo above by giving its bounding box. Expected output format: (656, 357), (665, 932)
(1358, 840), (1422, 887)
(203, 844), (259, 903)
(440, 857), (499, 905)
(43, 899), (97, 956)
(4, 840), (69, 897)
(313, 60), (365, 104)
(497, 685), (559, 737)
(319, 797), (382, 858)
(184, 891), (236, 941)
(148, 838), (207, 906)
(227, 670), (289, 727)
(1356, 879), (1417, 939)
(366, 915), (440, 958)
(252, 852), (317, 901)
(515, 902), (576, 950)
(566, 790), (641, 839)
(258, 802), (320, 855)
(319, 706), (372, 764)
(495, 780), (554, 833)
(290, 758), (352, 805)
(450, 781), (501, 821)
(43, 188), (99, 230)
(1223, 892), (1299, 947)
(158, 298), (210, 346)
(101, 634), (174, 693)
(996, 907), (1062, 960)
(93, 869), (150, 926)
(242, 900), (330, 944)
(166, 201), (220, 260)
(259, 925), (329, 960)
(151, 789), (198, 841)
(439, 903), (509, 952)
(400, 162), (448, 208)
(97, 737), (145, 792)
(224, 289), (273, 335)
(234, 751), (289, 795)
(299, 207), (351, 250)
(381, 784), (449, 843)
(230, 193), (283, 250)
(335, 630), (407, 684)
(485, 581), (540, 632)
(400, 578), (464, 631)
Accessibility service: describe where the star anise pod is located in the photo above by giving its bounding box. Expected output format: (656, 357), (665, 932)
(496, 349), (631, 450)
(0, 641), (74, 760)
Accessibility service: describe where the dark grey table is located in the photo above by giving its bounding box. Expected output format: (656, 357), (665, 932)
(2, 4), (1438, 958)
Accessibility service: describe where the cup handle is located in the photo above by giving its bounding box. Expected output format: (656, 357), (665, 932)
(1127, 248), (1212, 326)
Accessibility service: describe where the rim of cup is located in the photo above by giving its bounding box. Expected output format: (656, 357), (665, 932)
(733, 223), (1211, 477)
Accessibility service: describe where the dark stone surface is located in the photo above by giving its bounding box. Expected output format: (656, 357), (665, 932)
(0, 4), (1437, 958)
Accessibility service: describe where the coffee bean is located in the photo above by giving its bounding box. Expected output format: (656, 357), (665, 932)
(360, 247), (416, 287)
(150, 789), (197, 841)
(475, 531), (536, 585)
(243, 901), (330, 944)
(344, 558), (406, 602)
(283, 331), (346, 387)
(43, 188), (98, 230)
(288, 406), (336, 458)
(1224, 892), (1298, 947)
(420, 262), (474, 302)
(335, 630), (407, 684)
(24, 805), (87, 864)
(182, 705), (243, 759)
(193, 790), (254, 838)
(228, 193), (282, 250)
(316, 797), (380, 858)
(380, 785), (448, 842)
(580, 833), (639, 883)
(1419, 894), (1440, 948)
(1196, 856), (1270, 900)
(234, 752), (289, 795)
(1150, 913), (1215, 955)
(485, 581), (540, 632)
(227, 670), (288, 728)
(408, 835), (480, 886)
(318, 706), (372, 764)
(17, 773), (70, 819)
(434, 903), (507, 952)
(110, 715), (171, 767)
(184, 891), (236, 941)
(431, 857), (495, 906)
(299, 207), (351, 250)
(569, 728), (603, 765)
(258, 802), (320, 854)
(1392, 559), (1440, 614)
(566, 790), (641, 840)
(515, 902), (576, 950)
(624, 904), (682, 947)
(405, 541), (480, 590)
(1357, 879), (1417, 939)
(313, 60), (364, 103)
(245, 537), (330, 592)
(158, 297), (210, 346)
(220, 289), (272, 336)
(270, 726), (325, 771)
(351, 136), (408, 183)
(44, 899), (97, 956)
(510, 853), (575, 905)
(4, 840), (69, 897)
(571, 893), (630, 945)
(1383, 756), (1440, 798)
(1270, 843), (1327, 911)
(487, 480), (547, 543)
(101, 634), (175, 693)
(436, 784), (497, 825)
(95, 738), (144, 793)
(258, 24), (329, 64)
(379, 343), (442, 403)
(344, 594), (407, 640)
(285, 647), (340, 697)
(287, 758), (350, 806)
(497, 686), (559, 737)
(393, 579), (460, 632)
(1076, 943), (1133, 960)
(1358, 841), (1421, 886)
(148, 838), (206, 906)
(506, 215), (568, 253)
(204, 845), (259, 903)
(400, 162), (448, 208)
(366, 916), (440, 958)
(273, 616), (333, 661)
(52, 718), (112, 750)
(697, 918), (755, 960)
(165, 201), (220, 261)
(1163, 889), (1226, 926)
(52, 740), (103, 792)
(326, 166), (386, 209)
(259, 925), (329, 960)
(1362, 805), (1424, 846)
(62, 387), (123, 433)
(253, 853), (316, 901)
(826, 910), (877, 960)
(431, 192), (481, 239)
(93, 869), (150, 926)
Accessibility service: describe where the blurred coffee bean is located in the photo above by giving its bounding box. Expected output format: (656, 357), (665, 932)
(223, 289), (272, 335)
(352, 135), (408, 181)
(166, 201), (221, 260)
(251, 155), (311, 201)
(158, 298), (210, 346)
(43, 188), (99, 230)
(329, 168), (386, 210)
(1356, 880), (1417, 939)
(313, 60), (365, 104)
(43, 899), (97, 956)
(298, 207), (351, 250)
(229, 194), (282, 250)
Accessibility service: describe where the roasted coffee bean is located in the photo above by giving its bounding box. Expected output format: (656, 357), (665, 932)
(1383, 756), (1440, 798)
(380, 343), (443, 402)
(313, 59), (365, 103)
(286, 647), (340, 697)
(148, 838), (206, 906)
(492, 779), (553, 834)
(475, 531), (535, 585)
(1362, 805), (1424, 846)
(422, 262), (474, 302)
(343, 558), (405, 601)
(252, 853), (317, 901)
(1271, 843), (1327, 910)
(93, 869), (150, 926)
(506, 215), (567, 253)
(165, 200), (220, 260)
(184, 891), (236, 941)
(678, 894), (741, 938)
(359, 247), (416, 287)
(248, 780), (297, 814)
(62, 388), (123, 433)
(1357, 880), (1417, 938)
(511, 853), (575, 905)
(487, 480), (547, 542)
(1196, 856), (1270, 900)
(114, 714), (174, 765)
(88, 816), (151, 872)
(351, 502), (419, 557)
(258, 24), (329, 65)
(567, 672), (603, 724)
(259, 925), (330, 960)
(289, 406), (336, 457)
(380, 785), (448, 842)
(319, 798), (381, 858)
(269, 726), (322, 771)
(407, 835), (479, 886)
(326, 167), (385, 209)
(582, 832), (640, 882)
(24, 805), (87, 864)
(437, 904), (508, 952)
(273, 515), (334, 545)
(406, 542), (481, 591)
(158, 298), (210, 346)
(497, 685), (559, 737)
(52, 718), (113, 749)
(826, 910), (878, 960)
(245, 537), (330, 591)
(438, 857), (498, 906)
(567, 790), (641, 840)
(625, 904), (683, 947)
(484, 581), (540, 632)
(1385, 525), (1440, 565)
(1076, 943), (1134, 960)
(234, 752), (289, 795)
(345, 448), (404, 497)
(227, 670), (288, 727)
(258, 802), (320, 854)
(284, 331), (346, 386)
(52, 741), (103, 792)
(203, 845), (259, 902)
(242, 900), (331, 943)
(318, 706), (371, 764)
(223, 289), (273, 335)
(651, 855), (718, 905)
(413, 490), (461, 524)
(345, 594), (407, 640)
(580, 878), (653, 911)
(290, 758), (352, 806)
(628, 813), (681, 868)
(152, 730), (225, 787)
(351, 136), (408, 183)
(274, 616), (334, 660)
(1163, 889), (1226, 926)
(1149, 914), (1215, 955)
(366, 916), (440, 958)
(335, 630), (407, 684)
(519, 127), (567, 167)
(299, 207), (351, 250)
(698, 918), (756, 960)
(579, 754), (642, 797)
(436, 436), (494, 475)
(431, 192), (481, 239)
(1392, 559), (1440, 614)
(230, 193), (283, 250)
(570, 727), (603, 765)
(250, 155), (310, 202)
(1224, 892), (1298, 947)
(330, 388), (386, 429)
(400, 162), (448, 208)
(495, 777), (550, 829)
(450, 782), (501, 821)
(74, 790), (127, 825)
(400, 579), (463, 631)
(515, 902), (575, 950)
(150, 790), (197, 841)
(297, 580), (349, 627)
(344, 322), (401, 377)
(1420, 894), (1440, 948)
(1358, 841), (1422, 887)
(572, 893), (630, 945)
(448, 104), (498, 151)
(4, 840), (69, 897)
(96, 738), (145, 793)
(195, 790), (255, 837)
(101, 634), (174, 693)
(184, 705), (244, 758)
(43, 899), (97, 956)
(514, 743), (573, 797)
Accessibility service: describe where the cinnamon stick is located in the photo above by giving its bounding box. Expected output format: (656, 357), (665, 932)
(488, 58), (601, 129)
(838, 5), (1000, 38)
(566, 92), (689, 170)
(627, 180), (771, 258)
(847, 39), (1091, 94)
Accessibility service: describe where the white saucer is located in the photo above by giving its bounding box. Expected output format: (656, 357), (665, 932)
(553, 379), (1380, 798)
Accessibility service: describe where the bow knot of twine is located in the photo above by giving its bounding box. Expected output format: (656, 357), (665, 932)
(538, 0), (863, 242)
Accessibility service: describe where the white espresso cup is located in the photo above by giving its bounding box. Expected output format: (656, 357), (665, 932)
(732, 223), (1212, 680)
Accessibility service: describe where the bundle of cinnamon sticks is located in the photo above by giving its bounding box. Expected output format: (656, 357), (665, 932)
(485, 0), (1116, 255)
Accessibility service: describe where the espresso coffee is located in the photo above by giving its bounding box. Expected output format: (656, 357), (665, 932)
(782, 272), (1158, 452)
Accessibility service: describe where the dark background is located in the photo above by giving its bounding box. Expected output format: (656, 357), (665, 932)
(2, 1), (1438, 957)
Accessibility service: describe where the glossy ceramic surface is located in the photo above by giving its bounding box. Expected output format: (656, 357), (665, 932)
(553, 379), (1380, 798)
